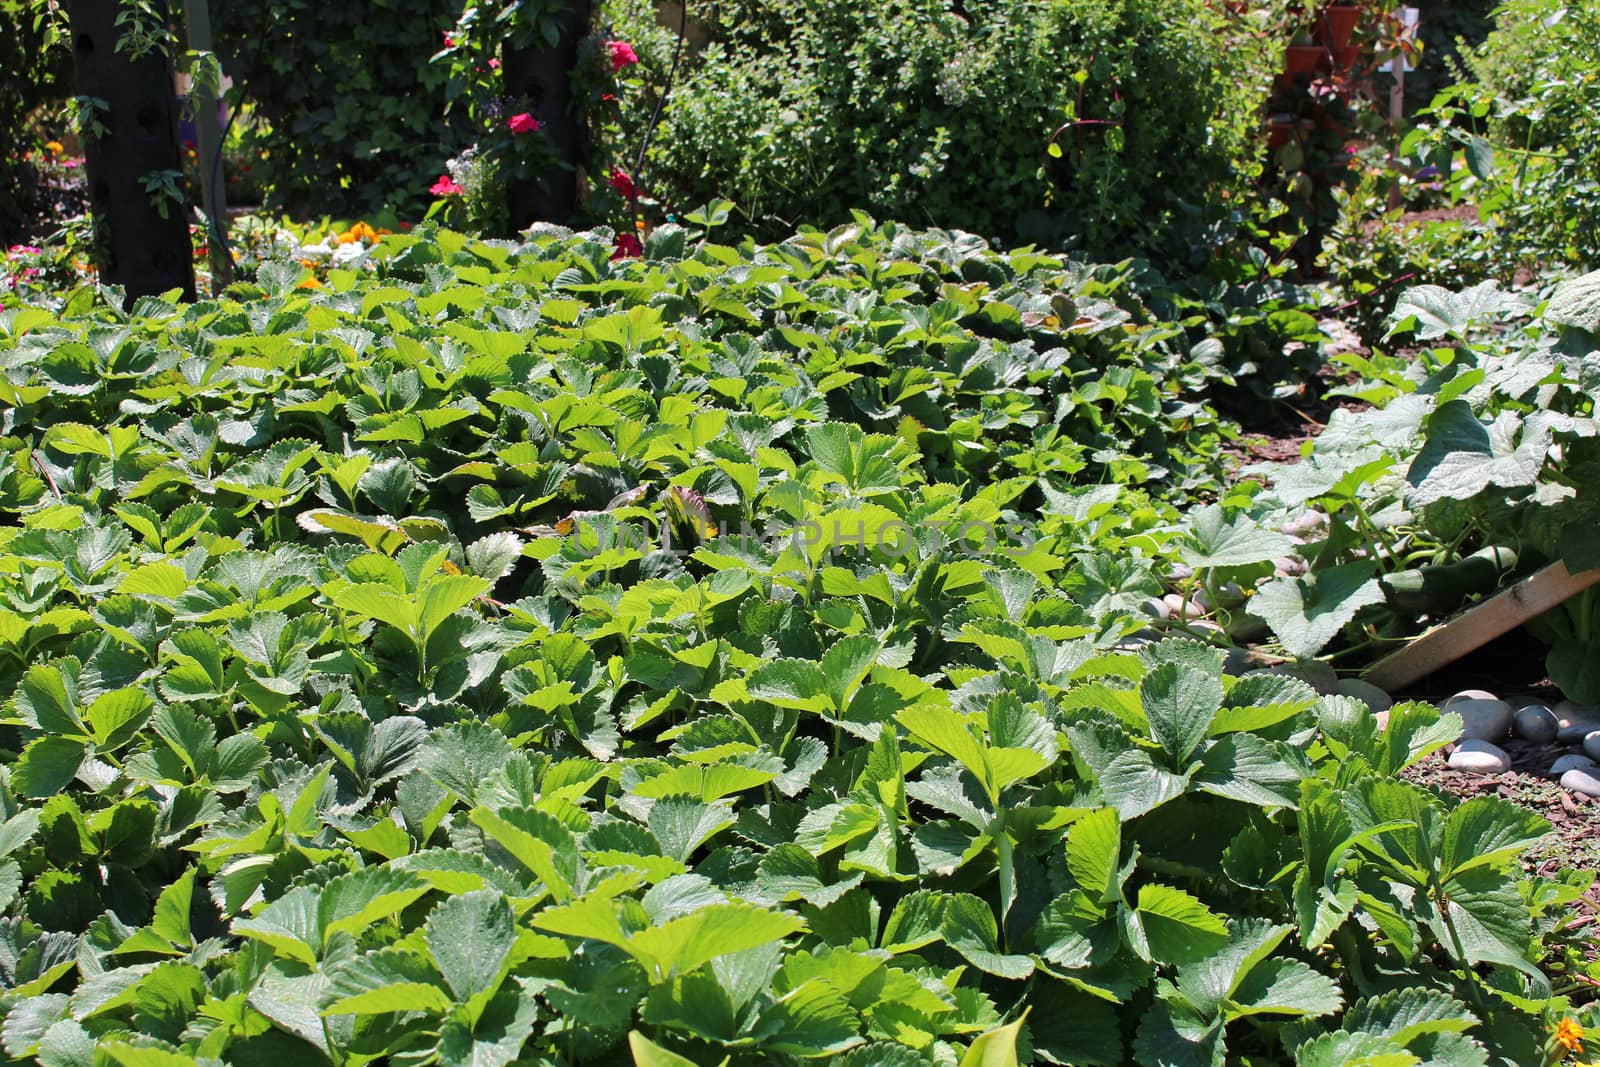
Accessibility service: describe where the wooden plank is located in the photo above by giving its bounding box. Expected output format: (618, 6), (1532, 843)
(1365, 561), (1600, 692)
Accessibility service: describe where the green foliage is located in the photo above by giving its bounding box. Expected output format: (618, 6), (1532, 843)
(0, 223), (1586, 1065)
(210, 0), (470, 220)
(612, 0), (1279, 259)
(1246, 276), (1600, 696)
(1404, 0), (1600, 270)
(1319, 172), (1501, 345)
(0, 0), (69, 243)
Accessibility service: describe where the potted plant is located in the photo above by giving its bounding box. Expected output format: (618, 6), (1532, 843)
(1317, 4), (1360, 48)
(1282, 30), (1328, 89)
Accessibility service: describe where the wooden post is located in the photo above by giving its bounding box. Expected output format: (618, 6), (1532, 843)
(1365, 562), (1600, 692)
(502, 1), (592, 232)
(182, 0), (231, 290)
(69, 0), (196, 304)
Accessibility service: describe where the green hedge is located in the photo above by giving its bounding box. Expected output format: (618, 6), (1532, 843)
(614, 0), (1278, 258)
(212, 0), (468, 220)
(0, 0), (65, 243)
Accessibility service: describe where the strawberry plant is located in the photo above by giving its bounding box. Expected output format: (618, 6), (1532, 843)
(0, 222), (1589, 1066)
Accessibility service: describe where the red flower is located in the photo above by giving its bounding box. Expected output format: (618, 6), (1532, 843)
(606, 40), (639, 73)
(611, 232), (643, 260)
(430, 174), (464, 197)
(508, 112), (541, 135)
(608, 167), (636, 200)
(443, 32), (457, 48)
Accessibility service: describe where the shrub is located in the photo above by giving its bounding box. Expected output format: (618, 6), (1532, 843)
(1405, 0), (1498, 110)
(612, 0), (1278, 258)
(211, 0), (469, 221)
(1409, 0), (1600, 268)
(0, 0), (68, 243)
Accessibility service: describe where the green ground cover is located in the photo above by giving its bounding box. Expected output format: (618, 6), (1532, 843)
(0, 221), (1595, 1066)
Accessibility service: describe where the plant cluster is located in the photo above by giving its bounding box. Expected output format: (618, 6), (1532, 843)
(430, 1), (643, 242)
(0, 0), (72, 245)
(0, 222), (1592, 1066)
(608, 0), (1280, 260)
(208, 0), (470, 221)
(1396, 0), (1600, 273)
(1243, 273), (1600, 696)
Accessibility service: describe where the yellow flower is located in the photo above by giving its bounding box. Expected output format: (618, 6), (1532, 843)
(44, 141), (64, 157)
(1555, 1019), (1585, 1054)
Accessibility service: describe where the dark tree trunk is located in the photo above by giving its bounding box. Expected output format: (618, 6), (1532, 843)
(502, 2), (592, 230)
(69, 0), (196, 304)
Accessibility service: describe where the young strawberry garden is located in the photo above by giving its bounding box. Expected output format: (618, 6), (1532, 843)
(1, 2), (1599, 1066)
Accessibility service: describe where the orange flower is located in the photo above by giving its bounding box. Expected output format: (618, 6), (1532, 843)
(296, 276), (323, 290)
(1555, 1019), (1585, 1054)
(44, 141), (64, 157)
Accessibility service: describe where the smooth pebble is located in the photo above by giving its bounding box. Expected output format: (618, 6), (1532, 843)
(1552, 753), (1598, 776)
(1444, 696), (1512, 742)
(1140, 597), (1171, 622)
(1585, 732), (1600, 763)
(1513, 704), (1560, 744)
(1268, 661), (1340, 696)
(1162, 594), (1205, 621)
(1335, 677), (1393, 714)
(1445, 689), (1499, 704)
(1561, 767), (1600, 798)
(1557, 720), (1600, 745)
(1448, 739), (1511, 775)
(1555, 700), (1600, 726)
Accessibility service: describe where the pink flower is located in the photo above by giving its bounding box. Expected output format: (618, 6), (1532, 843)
(508, 112), (541, 135)
(608, 167), (636, 200)
(606, 40), (638, 73)
(489, 57), (501, 70)
(6, 245), (42, 257)
(611, 232), (643, 260)
(430, 174), (464, 197)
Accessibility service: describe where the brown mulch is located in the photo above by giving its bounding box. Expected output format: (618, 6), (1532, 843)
(1406, 744), (1600, 948)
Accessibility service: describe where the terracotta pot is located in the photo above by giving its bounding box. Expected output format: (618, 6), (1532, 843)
(1278, 43), (1329, 90)
(1266, 116), (1297, 150)
(1317, 5), (1360, 48)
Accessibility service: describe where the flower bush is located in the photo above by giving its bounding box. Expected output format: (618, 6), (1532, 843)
(432, 1), (645, 238)
(609, 0), (1282, 259)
